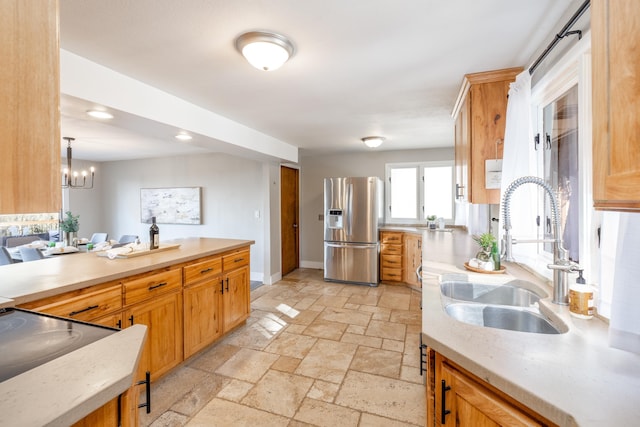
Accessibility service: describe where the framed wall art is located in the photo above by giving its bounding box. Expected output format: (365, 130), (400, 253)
(140, 187), (202, 224)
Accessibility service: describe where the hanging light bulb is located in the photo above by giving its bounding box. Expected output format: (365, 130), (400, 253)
(61, 137), (95, 189)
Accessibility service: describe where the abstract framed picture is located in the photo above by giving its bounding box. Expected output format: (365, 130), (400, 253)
(140, 187), (202, 224)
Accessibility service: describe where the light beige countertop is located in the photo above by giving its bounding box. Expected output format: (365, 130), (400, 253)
(0, 237), (254, 305)
(0, 237), (252, 426)
(0, 324), (146, 427)
(421, 229), (640, 426)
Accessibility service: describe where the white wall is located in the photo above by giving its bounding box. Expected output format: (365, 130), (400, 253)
(299, 147), (454, 267)
(68, 153), (270, 282)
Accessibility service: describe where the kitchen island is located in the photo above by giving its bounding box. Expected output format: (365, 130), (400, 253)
(0, 237), (254, 426)
(421, 230), (640, 426)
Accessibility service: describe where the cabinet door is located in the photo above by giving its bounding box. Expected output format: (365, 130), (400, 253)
(184, 276), (223, 358)
(70, 397), (119, 427)
(455, 98), (470, 202)
(592, 0), (640, 210)
(222, 266), (250, 332)
(125, 291), (183, 381)
(93, 312), (124, 329)
(439, 362), (542, 427)
(404, 234), (422, 287)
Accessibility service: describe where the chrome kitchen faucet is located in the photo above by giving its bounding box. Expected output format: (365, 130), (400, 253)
(501, 176), (580, 305)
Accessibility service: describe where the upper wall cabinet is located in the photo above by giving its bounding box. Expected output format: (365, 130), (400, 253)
(0, 1), (61, 214)
(592, 0), (640, 211)
(452, 68), (522, 204)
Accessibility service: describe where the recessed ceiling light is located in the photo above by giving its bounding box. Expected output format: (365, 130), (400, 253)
(175, 133), (192, 141)
(361, 136), (385, 148)
(86, 110), (114, 119)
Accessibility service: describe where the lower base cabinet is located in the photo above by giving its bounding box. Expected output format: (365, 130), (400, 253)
(426, 349), (557, 427)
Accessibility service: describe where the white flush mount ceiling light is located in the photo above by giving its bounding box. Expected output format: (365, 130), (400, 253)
(235, 31), (294, 71)
(175, 132), (192, 141)
(362, 136), (385, 148)
(86, 109), (113, 119)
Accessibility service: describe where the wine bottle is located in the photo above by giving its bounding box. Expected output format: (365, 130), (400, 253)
(149, 216), (159, 250)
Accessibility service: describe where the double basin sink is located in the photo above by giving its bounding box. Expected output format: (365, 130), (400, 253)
(440, 277), (566, 334)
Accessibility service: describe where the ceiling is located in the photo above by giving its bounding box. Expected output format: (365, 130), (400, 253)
(59, 0), (578, 162)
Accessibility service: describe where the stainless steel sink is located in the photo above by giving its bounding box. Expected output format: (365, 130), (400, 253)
(440, 281), (542, 307)
(444, 303), (563, 334)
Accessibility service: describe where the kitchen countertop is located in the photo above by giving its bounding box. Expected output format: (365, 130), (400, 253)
(0, 237), (254, 305)
(421, 229), (640, 426)
(0, 237), (253, 426)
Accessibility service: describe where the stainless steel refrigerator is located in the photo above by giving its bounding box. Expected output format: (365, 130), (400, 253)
(324, 177), (383, 286)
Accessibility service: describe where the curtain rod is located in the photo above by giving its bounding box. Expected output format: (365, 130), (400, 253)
(528, 0), (591, 75)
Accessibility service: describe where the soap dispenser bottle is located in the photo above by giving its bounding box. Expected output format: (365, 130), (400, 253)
(569, 270), (594, 319)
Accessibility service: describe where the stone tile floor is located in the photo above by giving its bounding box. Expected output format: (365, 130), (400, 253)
(140, 268), (425, 426)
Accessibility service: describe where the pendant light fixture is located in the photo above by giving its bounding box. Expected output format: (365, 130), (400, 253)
(61, 137), (95, 189)
(235, 31), (294, 71)
(362, 136), (385, 148)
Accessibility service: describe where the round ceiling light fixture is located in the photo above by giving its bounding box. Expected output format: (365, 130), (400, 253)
(235, 31), (294, 71)
(175, 132), (192, 141)
(361, 136), (385, 148)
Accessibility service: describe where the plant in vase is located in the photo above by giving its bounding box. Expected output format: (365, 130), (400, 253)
(60, 211), (79, 246)
(472, 232), (496, 262)
(426, 215), (437, 229)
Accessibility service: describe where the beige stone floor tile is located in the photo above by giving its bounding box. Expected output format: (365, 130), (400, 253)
(185, 398), (290, 427)
(314, 294), (349, 308)
(343, 302), (361, 310)
(377, 293), (411, 310)
(389, 309), (422, 325)
(350, 346), (402, 378)
(382, 338), (405, 352)
(216, 378), (254, 402)
(295, 339), (357, 383)
(169, 372), (230, 418)
(340, 332), (382, 349)
(293, 296), (320, 310)
(271, 355), (302, 373)
(380, 284), (412, 294)
(402, 351), (421, 368)
(252, 295), (294, 313)
(400, 365), (424, 384)
(303, 318), (348, 340)
(215, 347), (279, 383)
(148, 410), (188, 427)
(357, 305), (392, 321)
(335, 370), (426, 426)
(347, 293), (379, 306)
(293, 398), (361, 427)
(319, 306), (372, 327)
(285, 323), (307, 334)
(264, 331), (318, 359)
(300, 282), (344, 296)
(224, 315), (286, 349)
(337, 285), (371, 297)
(241, 370), (314, 417)
(365, 319), (407, 341)
(306, 379), (340, 403)
(287, 420), (316, 427)
(281, 308), (321, 325)
(359, 412), (422, 427)
(345, 324), (366, 335)
(187, 343), (240, 373)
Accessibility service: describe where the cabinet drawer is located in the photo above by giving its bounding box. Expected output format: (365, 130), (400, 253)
(223, 249), (250, 271)
(381, 269), (403, 281)
(380, 232), (403, 244)
(184, 256), (222, 287)
(381, 243), (403, 256)
(124, 269), (182, 306)
(381, 255), (403, 268)
(20, 283), (122, 322)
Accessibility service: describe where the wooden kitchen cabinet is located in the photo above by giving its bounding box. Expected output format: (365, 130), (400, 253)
(380, 231), (404, 283)
(452, 68), (521, 204)
(222, 249), (251, 331)
(0, 0), (61, 214)
(427, 350), (556, 427)
(404, 233), (422, 287)
(123, 268), (183, 382)
(183, 255), (224, 359)
(592, 0), (640, 211)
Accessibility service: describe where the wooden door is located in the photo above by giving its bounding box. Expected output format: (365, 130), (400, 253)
(281, 166), (299, 275)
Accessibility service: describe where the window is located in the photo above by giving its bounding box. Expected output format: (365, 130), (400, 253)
(385, 161), (454, 224)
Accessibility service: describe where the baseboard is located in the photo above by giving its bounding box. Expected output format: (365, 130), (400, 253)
(300, 260), (323, 269)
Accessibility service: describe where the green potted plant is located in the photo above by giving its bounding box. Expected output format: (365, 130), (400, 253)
(60, 211), (79, 246)
(472, 232), (496, 262)
(426, 215), (437, 229)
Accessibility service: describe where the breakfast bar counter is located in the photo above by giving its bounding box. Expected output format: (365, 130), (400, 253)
(420, 229), (640, 426)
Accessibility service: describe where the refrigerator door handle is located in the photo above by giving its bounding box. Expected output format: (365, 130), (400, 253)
(346, 183), (353, 237)
(325, 242), (377, 250)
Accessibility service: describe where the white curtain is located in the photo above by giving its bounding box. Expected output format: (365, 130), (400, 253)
(609, 212), (640, 354)
(498, 71), (537, 263)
